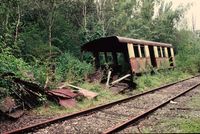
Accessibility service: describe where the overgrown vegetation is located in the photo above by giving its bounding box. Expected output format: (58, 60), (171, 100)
(135, 69), (191, 91)
(55, 52), (93, 83)
(0, 0), (200, 123)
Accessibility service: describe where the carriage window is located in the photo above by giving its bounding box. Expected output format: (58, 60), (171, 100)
(99, 52), (106, 65)
(134, 45), (139, 57)
(162, 47), (166, 57)
(140, 45), (145, 57)
(158, 47), (162, 57)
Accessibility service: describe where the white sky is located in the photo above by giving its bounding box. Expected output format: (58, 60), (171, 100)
(171, 0), (200, 30)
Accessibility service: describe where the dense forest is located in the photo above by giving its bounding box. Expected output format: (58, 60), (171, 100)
(0, 0), (200, 100)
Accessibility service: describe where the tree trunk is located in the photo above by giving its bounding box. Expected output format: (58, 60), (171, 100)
(14, 4), (21, 44)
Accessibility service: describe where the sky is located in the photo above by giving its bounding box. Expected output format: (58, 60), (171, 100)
(171, 0), (200, 30)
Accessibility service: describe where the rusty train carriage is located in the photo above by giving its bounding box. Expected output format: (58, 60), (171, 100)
(81, 36), (175, 81)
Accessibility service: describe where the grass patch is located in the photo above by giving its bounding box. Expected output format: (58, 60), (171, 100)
(135, 69), (191, 91)
(186, 94), (200, 108)
(143, 118), (200, 133)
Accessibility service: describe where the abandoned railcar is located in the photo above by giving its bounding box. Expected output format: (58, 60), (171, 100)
(81, 36), (175, 83)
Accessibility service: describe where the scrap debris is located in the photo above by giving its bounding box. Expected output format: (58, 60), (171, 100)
(0, 73), (44, 119)
(0, 97), (24, 119)
(49, 83), (98, 107)
(0, 72), (98, 119)
(47, 88), (84, 108)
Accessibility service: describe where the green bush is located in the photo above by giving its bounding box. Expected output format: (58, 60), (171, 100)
(175, 30), (200, 74)
(0, 53), (33, 99)
(55, 52), (93, 82)
(0, 53), (32, 78)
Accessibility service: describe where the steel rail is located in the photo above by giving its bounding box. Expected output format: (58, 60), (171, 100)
(5, 74), (200, 134)
(103, 82), (200, 134)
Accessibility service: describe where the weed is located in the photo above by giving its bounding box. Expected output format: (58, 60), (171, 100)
(135, 69), (191, 91)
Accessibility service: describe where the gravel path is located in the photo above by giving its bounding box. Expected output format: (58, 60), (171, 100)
(118, 83), (200, 133)
(31, 76), (200, 134)
(0, 113), (54, 134)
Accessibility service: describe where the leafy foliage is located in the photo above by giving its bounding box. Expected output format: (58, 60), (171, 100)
(0, 0), (199, 99)
(0, 53), (32, 78)
(55, 52), (93, 82)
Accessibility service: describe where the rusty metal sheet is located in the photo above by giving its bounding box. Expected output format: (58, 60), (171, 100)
(58, 98), (76, 108)
(48, 88), (78, 98)
(129, 57), (137, 73)
(47, 88), (79, 108)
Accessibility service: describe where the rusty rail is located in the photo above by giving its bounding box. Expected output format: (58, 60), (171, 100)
(5, 74), (200, 134)
(103, 82), (200, 134)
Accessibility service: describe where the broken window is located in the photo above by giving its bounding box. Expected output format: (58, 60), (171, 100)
(158, 47), (162, 57)
(162, 47), (166, 57)
(140, 45), (145, 57)
(133, 45), (139, 57)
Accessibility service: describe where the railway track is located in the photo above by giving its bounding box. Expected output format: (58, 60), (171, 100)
(5, 75), (200, 134)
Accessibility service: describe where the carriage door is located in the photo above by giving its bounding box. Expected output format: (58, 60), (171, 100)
(149, 46), (157, 67)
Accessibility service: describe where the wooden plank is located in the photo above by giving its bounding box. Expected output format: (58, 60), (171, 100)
(144, 45), (150, 57)
(165, 47), (169, 57)
(160, 47), (163, 57)
(111, 74), (131, 86)
(154, 46), (158, 58)
(106, 70), (112, 87)
(66, 84), (98, 99)
(138, 45), (142, 58)
(127, 43), (135, 58)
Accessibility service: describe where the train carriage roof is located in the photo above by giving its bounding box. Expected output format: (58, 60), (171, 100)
(81, 36), (172, 52)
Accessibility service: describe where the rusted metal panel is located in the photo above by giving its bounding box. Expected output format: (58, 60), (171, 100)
(138, 58), (145, 72)
(156, 57), (172, 68)
(155, 57), (161, 68)
(162, 58), (170, 67)
(47, 88), (78, 98)
(146, 57), (151, 68)
(59, 98), (76, 108)
(130, 57), (152, 73)
(129, 57), (137, 73)
(47, 88), (79, 108)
